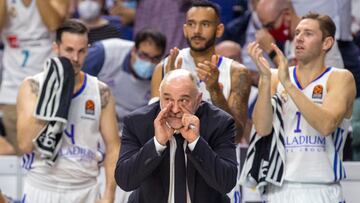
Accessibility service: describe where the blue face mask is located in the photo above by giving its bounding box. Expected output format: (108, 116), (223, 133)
(133, 57), (156, 79)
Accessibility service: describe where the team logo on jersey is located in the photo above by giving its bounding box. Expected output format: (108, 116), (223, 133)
(312, 85), (323, 99)
(85, 100), (95, 115)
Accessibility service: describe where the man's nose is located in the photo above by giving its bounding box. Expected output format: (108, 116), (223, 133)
(171, 101), (180, 114)
(71, 53), (79, 62)
(194, 24), (202, 34)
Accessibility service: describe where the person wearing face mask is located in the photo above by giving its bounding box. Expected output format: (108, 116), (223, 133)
(255, 0), (344, 69)
(77, 0), (122, 45)
(83, 28), (166, 130)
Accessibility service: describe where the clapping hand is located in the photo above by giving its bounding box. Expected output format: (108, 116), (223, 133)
(165, 47), (183, 73)
(196, 55), (220, 91)
(247, 41), (272, 79)
(271, 43), (290, 87)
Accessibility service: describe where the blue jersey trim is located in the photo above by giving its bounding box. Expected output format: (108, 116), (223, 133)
(293, 67), (303, 89)
(73, 74), (87, 98)
(293, 66), (332, 90)
(217, 56), (223, 67)
(312, 67), (332, 83)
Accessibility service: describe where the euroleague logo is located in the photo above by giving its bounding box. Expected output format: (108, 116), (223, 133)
(85, 100), (95, 115)
(312, 84), (323, 99)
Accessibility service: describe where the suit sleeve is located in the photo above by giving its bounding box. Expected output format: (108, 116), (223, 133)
(115, 116), (165, 191)
(186, 115), (238, 194)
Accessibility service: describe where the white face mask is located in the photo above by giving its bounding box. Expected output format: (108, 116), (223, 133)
(78, 0), (101, 21)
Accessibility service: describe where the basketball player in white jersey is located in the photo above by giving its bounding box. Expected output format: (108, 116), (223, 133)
(151, 1), (251, 143)
(16, 20), (120, 203)
(0, 0), (70, 155)
(249, 13), (356, 202)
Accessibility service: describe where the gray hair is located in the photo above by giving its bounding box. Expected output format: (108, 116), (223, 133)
(159, 69), (199, 94)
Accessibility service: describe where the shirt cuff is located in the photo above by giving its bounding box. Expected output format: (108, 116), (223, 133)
(187, 136), (200, 151)
(154, 137), (167, 155)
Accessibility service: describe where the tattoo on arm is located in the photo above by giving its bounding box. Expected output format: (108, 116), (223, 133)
(29, 79), (40, 96)
(99, 82), (111, 109)
(229, 68), (251, 141)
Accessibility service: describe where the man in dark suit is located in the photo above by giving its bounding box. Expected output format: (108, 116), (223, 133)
(115, 69), (237, 203)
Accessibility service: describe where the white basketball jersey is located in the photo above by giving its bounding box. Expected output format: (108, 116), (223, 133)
(0, 0), (54, 104)
(163, 48), (233, 102)
(23, 73), (104, 190)
(277, 66), (349, 183)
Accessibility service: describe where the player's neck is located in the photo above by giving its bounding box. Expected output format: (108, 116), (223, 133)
(296, 58), (327, 86)
(73, 71), (85, 94)
(190, 47), (215, 64)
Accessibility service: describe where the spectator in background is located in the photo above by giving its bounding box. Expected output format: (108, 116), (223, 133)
(215, 40), (258, 145)
(133, 0), (190, 54)
(77, 0), (122, 44)
(255, 0), (344, 69)
(109, 0), (136, 26)
(0, 0), (69, 155)
(215, 40), (242, 62)
(83, 28), (166, 129)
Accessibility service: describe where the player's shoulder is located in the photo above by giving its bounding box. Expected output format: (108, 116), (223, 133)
(329, 67), (354, 82)
(230, 60), (249, 75)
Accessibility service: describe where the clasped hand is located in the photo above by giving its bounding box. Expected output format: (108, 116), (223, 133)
(154, 102), (200, 145)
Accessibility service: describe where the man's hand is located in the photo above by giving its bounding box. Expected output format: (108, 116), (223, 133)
(247, 42), (272, 79)
(271, 43), (290, 87)
(154, 103), (175, 145)
(178, 105), (200, 143)
(196, 55), (220, 91)
(165, 47), (183, 73)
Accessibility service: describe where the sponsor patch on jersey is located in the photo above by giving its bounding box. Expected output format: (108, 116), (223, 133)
(85, 100), (95, 115)
(312, 85), (323, 99)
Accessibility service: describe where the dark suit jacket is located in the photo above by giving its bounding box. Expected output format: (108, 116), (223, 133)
(115, 101), (238, 203)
